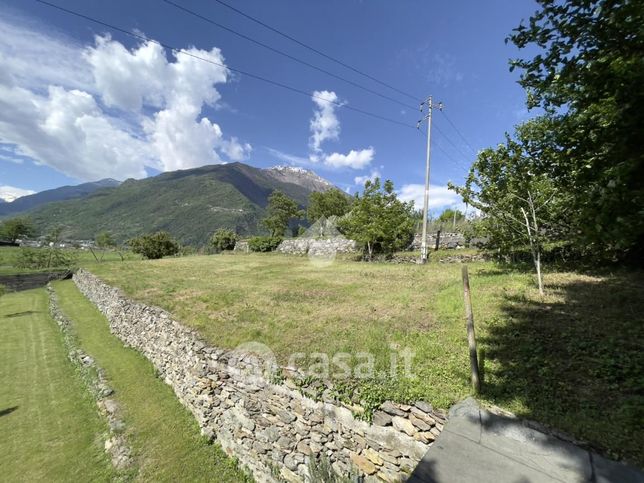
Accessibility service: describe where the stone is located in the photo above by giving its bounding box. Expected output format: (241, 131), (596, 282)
(276, 408), (297, 424)
(372, 411), (393, 427)
(280, 466), (300, 483)
(284, 453), (299, 471)
(296, 440), (311, 455)
(350, 452), (377, 475)
(363, 448), (384, 466)
(409, 414), (432, 431)
(380, 401), (406, 417)
(392, 416), (417, 436)
(410, 407), (436, 426)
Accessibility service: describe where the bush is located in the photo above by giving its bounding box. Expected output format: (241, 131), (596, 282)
(248, 236), (283, 252)
(128, 232), (180, 260)
(211, 228), (238, 252)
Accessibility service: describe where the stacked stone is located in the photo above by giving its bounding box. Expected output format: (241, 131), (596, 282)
(74, 270), (446, 482)
(410, 232), (466, 250)
(277, 237), (358, 256)
(47, 285), (132, 471)
(233, 240), (250, 253)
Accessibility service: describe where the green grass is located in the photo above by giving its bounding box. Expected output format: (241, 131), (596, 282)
(0, 246), (138, 275)
(52, 280), (251, 482)
(0, 289), (114, 482)
(88, 253), (644, 466)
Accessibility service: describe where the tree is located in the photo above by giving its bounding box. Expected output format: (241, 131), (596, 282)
(91, 231), (117, 262)
(262, 191), (304, 237)
(437, 208), (465, 228)
(211, 228), (238, 252)
(508, 0), (644, 261)
(450, 122), (571, 295)
(0, 217), (34, 243)
(339, 178), (416, 260)
(128, 232), (180, 260)
(307, 189), (351, 222)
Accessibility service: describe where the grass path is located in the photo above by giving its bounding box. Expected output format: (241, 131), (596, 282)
(0, 289), (114, 482)
(52, 280), (250, 482)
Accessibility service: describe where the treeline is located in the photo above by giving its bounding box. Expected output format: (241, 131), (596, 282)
(450, 0), (643, 268)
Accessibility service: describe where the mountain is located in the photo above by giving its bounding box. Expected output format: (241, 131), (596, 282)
(19, 163), (333, 245)
(0, 179), (121, 216)
(265, 165), (333, 192)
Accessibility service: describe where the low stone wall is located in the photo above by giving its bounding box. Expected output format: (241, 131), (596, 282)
(234, 240), (250, 253)
(411, 232), (466, 250)
(74, 269), (445, 482)
(277, 237), (358, 256)
(47, 285), (132, 471)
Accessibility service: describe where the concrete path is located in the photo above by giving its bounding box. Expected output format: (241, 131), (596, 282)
(408, 398), (643, 483)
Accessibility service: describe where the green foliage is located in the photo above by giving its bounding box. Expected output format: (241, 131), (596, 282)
(21, 164), (318, 246)
(307, 188), (351, 222)
(0, 217), (35, 242)
(437, 208), (465, 224)
(248, 235), (283, 252)
(128, 232), (180, 260)
(210, 228), (238, 252)
(308, 455), (355, 483)
(450, 120), (570, 257)
(296, 225), (307, 237)
(339, 178), (415, 259)
(262, 190), (303, 237)
(14, 247), (78, 270)
(507, 0), (644, 261)
(95, 231), (116, 249)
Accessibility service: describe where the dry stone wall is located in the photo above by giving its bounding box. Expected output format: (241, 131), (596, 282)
(73, 269), (446, 482)
(277, 238), (358, 256)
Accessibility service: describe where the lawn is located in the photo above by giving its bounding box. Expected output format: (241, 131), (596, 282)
(88, 252), (644, 466)
(0, 289), (114, 482)
(52, 280), (251, 482)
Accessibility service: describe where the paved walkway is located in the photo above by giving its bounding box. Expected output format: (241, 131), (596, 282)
(408, 398), (643, 483)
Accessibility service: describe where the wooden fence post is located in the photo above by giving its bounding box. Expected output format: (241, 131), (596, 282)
(462, 265), (481, 393)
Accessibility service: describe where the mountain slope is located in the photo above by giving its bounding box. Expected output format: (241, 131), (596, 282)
(23, 163), (331, 245)
(0, 179), (121, 216)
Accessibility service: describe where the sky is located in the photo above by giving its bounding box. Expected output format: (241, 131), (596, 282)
(0, 0), (539, 212)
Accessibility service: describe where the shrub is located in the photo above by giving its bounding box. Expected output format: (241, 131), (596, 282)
(248, 236), (282, 252)
(211, 228), (238, 252)
(128, 232), (180, 260)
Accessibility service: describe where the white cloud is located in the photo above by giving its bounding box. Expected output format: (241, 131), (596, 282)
(0, 185), (35, 202)
(266, 147), (310, 166)
(398, 184), (464, 211)
(0, 16), (251, 181)
(309, 90), (342, 153)
(354, 168), (382, 186)
(325, 148), (375, 169)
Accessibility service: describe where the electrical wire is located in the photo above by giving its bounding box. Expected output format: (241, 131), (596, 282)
(162, 0), (418, 111)
(210, 0), (421, 102)
(36, 0), (418, 130)
(439, 110), (477, 154)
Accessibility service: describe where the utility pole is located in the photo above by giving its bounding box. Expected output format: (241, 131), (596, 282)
(418, 96), (443, 263)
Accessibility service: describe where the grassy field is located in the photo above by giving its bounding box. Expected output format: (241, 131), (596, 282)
(0, 289), (114, 482)
(0, 246), (138, 276)
(52, 280), (251, 482)
(89, 252), (644, 465)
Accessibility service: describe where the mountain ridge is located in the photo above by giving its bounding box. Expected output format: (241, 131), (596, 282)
(7, 162), (334, 245)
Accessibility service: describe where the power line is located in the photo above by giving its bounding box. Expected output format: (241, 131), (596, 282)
(162, 0), (418, 111)
(36, 0), (417, 130)
(415, 128), (471, 174)
(433, 122), (474, 162)
(210, 0), (421, 102)
(439, 110), (477, 154)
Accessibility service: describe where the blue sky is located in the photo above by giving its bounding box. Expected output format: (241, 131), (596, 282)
(0, 0), (538, 211)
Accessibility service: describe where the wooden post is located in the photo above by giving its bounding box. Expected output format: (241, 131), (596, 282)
(434, 229), (441, 251)
(462, 265), (481, 393)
